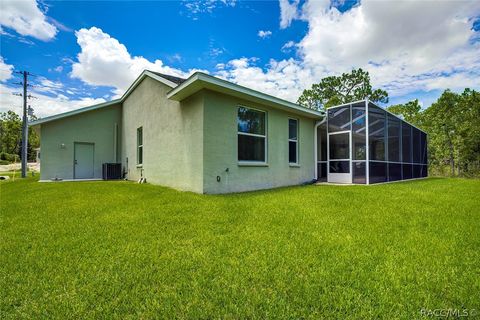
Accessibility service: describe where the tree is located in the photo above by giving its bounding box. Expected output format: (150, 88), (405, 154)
(422, 89), (480, 176)
(386, 99), (422, 125)
(0, 111), (22, 156)
(423, 91), (459, 175)
(0, 110), (40, 162)
(297, 68), (389, 110)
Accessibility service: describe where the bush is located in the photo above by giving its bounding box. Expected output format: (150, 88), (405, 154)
(0, 152), (19, 163)
(0, 159), (10, 165)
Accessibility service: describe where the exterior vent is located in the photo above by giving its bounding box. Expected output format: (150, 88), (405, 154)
(102, 163), (122, 180)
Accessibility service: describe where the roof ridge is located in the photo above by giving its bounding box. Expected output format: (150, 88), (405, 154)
(146, 70), (186, 85)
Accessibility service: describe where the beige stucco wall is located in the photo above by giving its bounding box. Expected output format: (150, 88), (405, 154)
(202, 90), (316, 194)
(39, 104), (122, 180)
(121, 77), (204, 193)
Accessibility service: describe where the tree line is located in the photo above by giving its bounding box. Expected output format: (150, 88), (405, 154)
(298, 69), (480, 177)
(0, 111), (39, 164)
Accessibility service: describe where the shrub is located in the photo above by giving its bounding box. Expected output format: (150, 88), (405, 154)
(0, 152), (19, 163)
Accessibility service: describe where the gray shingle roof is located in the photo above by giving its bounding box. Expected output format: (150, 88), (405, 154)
(148, 71), (186, 85)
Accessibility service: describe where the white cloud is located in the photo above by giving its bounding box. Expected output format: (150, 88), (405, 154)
(0, 83), (106, 118)
(218, 0), (480, 104)
(281, 40), (296, 52)
(0, 56), (14, 82)
(216, 57), (312, 102)
(210, 47), (224, 57)
(303, 0), (480, 96)
(279, 0), (300, 29)
(32, 77), (64, 95)
(70, 27), (202, 97)
(258, 30), (272, 39)
(48, 66), (64, 73)
(0, 0), (57, 41)
(0, 59), (105, 118)
(183, 0), (236, 18)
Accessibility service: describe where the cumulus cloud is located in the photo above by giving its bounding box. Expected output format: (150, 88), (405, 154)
(219, 0), (480, 104)
(299, 0), (480, 96)
(216, 57), (312, 102)
(258, 30), (272, 39)
(279, 0), (301, 29)
(0, 56), (14, 82)
(0, 0), (57, 41)
(70, 27), (202, 97)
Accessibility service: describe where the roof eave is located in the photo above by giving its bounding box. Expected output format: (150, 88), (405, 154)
(167, 72), (323, 119)
(29, 99), (122, 127)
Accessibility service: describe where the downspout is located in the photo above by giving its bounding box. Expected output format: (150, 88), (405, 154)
(314, 116), (327, 180)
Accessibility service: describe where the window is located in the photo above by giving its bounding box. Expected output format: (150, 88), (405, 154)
(289, 118), (298, 164)
(238, 106), (266, 162)
(137, 127), (143, 165)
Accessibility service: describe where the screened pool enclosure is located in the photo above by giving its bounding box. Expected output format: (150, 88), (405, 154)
(316, 100), (427, 184)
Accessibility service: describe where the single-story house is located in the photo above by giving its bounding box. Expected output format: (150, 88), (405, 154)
(30, 70), (427, 193)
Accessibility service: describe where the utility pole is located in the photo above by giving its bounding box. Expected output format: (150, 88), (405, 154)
(13, 71), (30, 178)
(12, 71), (38, 178)
(21, 71), (28, 178)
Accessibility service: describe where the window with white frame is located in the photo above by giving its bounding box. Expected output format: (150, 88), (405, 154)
(289, 118), (298, 164)
(137, 127), (143, 165)
(237, 106), (266, 162)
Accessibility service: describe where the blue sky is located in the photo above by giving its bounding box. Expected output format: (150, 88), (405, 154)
(1, 0), (479, 117)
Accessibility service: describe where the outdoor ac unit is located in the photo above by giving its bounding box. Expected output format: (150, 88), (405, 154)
(102, 163), (122, 180)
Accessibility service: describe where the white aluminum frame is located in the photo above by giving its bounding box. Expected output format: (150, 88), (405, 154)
(316, 98), (428, 185)
(237, 105), (268, 165)
(365, 99), (370, 184)
(327, 117), (352, 184)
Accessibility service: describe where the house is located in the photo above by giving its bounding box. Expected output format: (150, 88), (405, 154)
(30, 70), (427, 193)
(30, 71), (323, 193)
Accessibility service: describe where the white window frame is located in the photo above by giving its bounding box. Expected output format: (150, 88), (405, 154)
(237, 105), (267, 165)
(288, 118), (299, 165)
(137, 126), (143, 166)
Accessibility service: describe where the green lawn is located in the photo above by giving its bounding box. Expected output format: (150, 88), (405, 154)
(1, 177), (479, 319)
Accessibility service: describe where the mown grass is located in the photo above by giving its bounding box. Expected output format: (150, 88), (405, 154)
(1, 177), (479, 319)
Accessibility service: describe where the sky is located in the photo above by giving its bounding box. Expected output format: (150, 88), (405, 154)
(0, 0), (479, 117)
